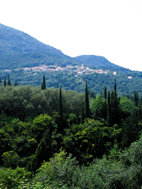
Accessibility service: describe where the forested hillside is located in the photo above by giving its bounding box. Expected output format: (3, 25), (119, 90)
(1, 23), (142, 95)
(1, 70), (142, 96)
(1, 23), (142, 188)
(74, 55), (128, 71)
(0, 23), (75, 69)
(1, 81), (142, 188)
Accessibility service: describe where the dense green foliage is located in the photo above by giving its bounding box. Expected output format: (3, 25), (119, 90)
(1, 83), (142, 188)
(1, 23), (142, 188)
(1, 70), (142, 96)
(0, 86), (84, 119)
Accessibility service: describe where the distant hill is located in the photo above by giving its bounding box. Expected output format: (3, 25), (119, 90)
(0, 23), (75, 69)
(1, 23), (142, 95)
(74, 55), (129, 71)
(0, 23), (128, 72)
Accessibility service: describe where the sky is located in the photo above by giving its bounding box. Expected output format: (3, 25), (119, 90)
(0, 0), (142, 71)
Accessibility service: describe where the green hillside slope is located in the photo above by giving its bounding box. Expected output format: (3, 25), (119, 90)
(1, 23), (142, 95)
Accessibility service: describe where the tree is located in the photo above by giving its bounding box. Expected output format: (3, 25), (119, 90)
(32, 114), (53, 140)
(0, 129), (11, 162)
(2, 151), (20, 168)
(139, 97), (142, 120)
(107, 80), (121, 126)
(104, 86), (107, 101)
(134, 91), (139, 107)
(112, 80), (121, 125)
(14, 81), (19, 86)
(114, 79), (117, 97)
(84, 81), (90, 118)
(81, 103), (85, 123)
(41, 74), (46, 90)
(7, 75), (11, 86)
(103, 86), (107, 119)
(120, 96), (138, 115)
(0, 167), (31, 189)
(90, 95), (105, 120)
(30, 129), (52, 171)
(107, 91), (111, 126)
(59, 88), (63, 119)
(28, 114), (56, 171)
(4, 78), (6, 86)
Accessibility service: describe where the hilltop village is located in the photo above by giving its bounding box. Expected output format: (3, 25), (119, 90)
(4, 64), (133, 79)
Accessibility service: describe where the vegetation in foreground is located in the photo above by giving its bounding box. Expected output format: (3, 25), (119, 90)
(0, 81), (142, 188)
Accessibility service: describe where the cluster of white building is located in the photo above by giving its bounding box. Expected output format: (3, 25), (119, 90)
(20, 64), (111, 75)
(3, 64), (133, 79)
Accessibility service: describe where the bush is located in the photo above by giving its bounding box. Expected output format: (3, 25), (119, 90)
(0, 167), (31, 189)
(2, 151), (20, 168)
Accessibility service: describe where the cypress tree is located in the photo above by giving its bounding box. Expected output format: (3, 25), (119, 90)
(81, 102), (85, 123)
(28, 128), (53, 171)
(59, 88), (63, 119)
(41, 74), (46, 90)
(84, 81), (90, 118)
(114, 79), (117, 97)
(103, 86), (107, 119)
(139, 97), (142, 119)
(134, 91), (139, 106)
(107, 91), (111, 126)
(104, 86), (107, 101)
(4, 78), (6, 86)
(7, 75), (11, 86)
(108, 80), (121, 126)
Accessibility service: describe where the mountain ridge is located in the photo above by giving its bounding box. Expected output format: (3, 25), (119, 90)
(74, 55), (129, 71)
(0, 23), (75, 69)
(0, 23), (126, 71)
(0, 23), (62, 54)
(1, 23), (142, 95)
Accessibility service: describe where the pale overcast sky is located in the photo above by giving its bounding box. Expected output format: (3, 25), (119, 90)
(0, 0), (142, 71)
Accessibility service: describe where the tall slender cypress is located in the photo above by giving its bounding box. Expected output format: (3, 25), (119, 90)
(41, 74), (46, 90)
(59, 88), (63, 119)
(84, 81), (90, 118)
(104, 86), (107, 102)
(108, 80), (121, 126)
(134, 91), (139, 106)
(139, 97), (142, 119)
(4, 78), (6, 86)
(7, 75), (11, 86)
(103, 86), (107, 119)
(81, 102), (85, 123)
(114, 79), (117, 97)
(107, 91), (111, 126)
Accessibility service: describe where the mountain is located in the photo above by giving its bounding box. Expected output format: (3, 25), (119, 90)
(74, 55), (128, 71)
(0, 23), (75, 69)
(0, 23), (127, 71)
(1, 23), (142, 95)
